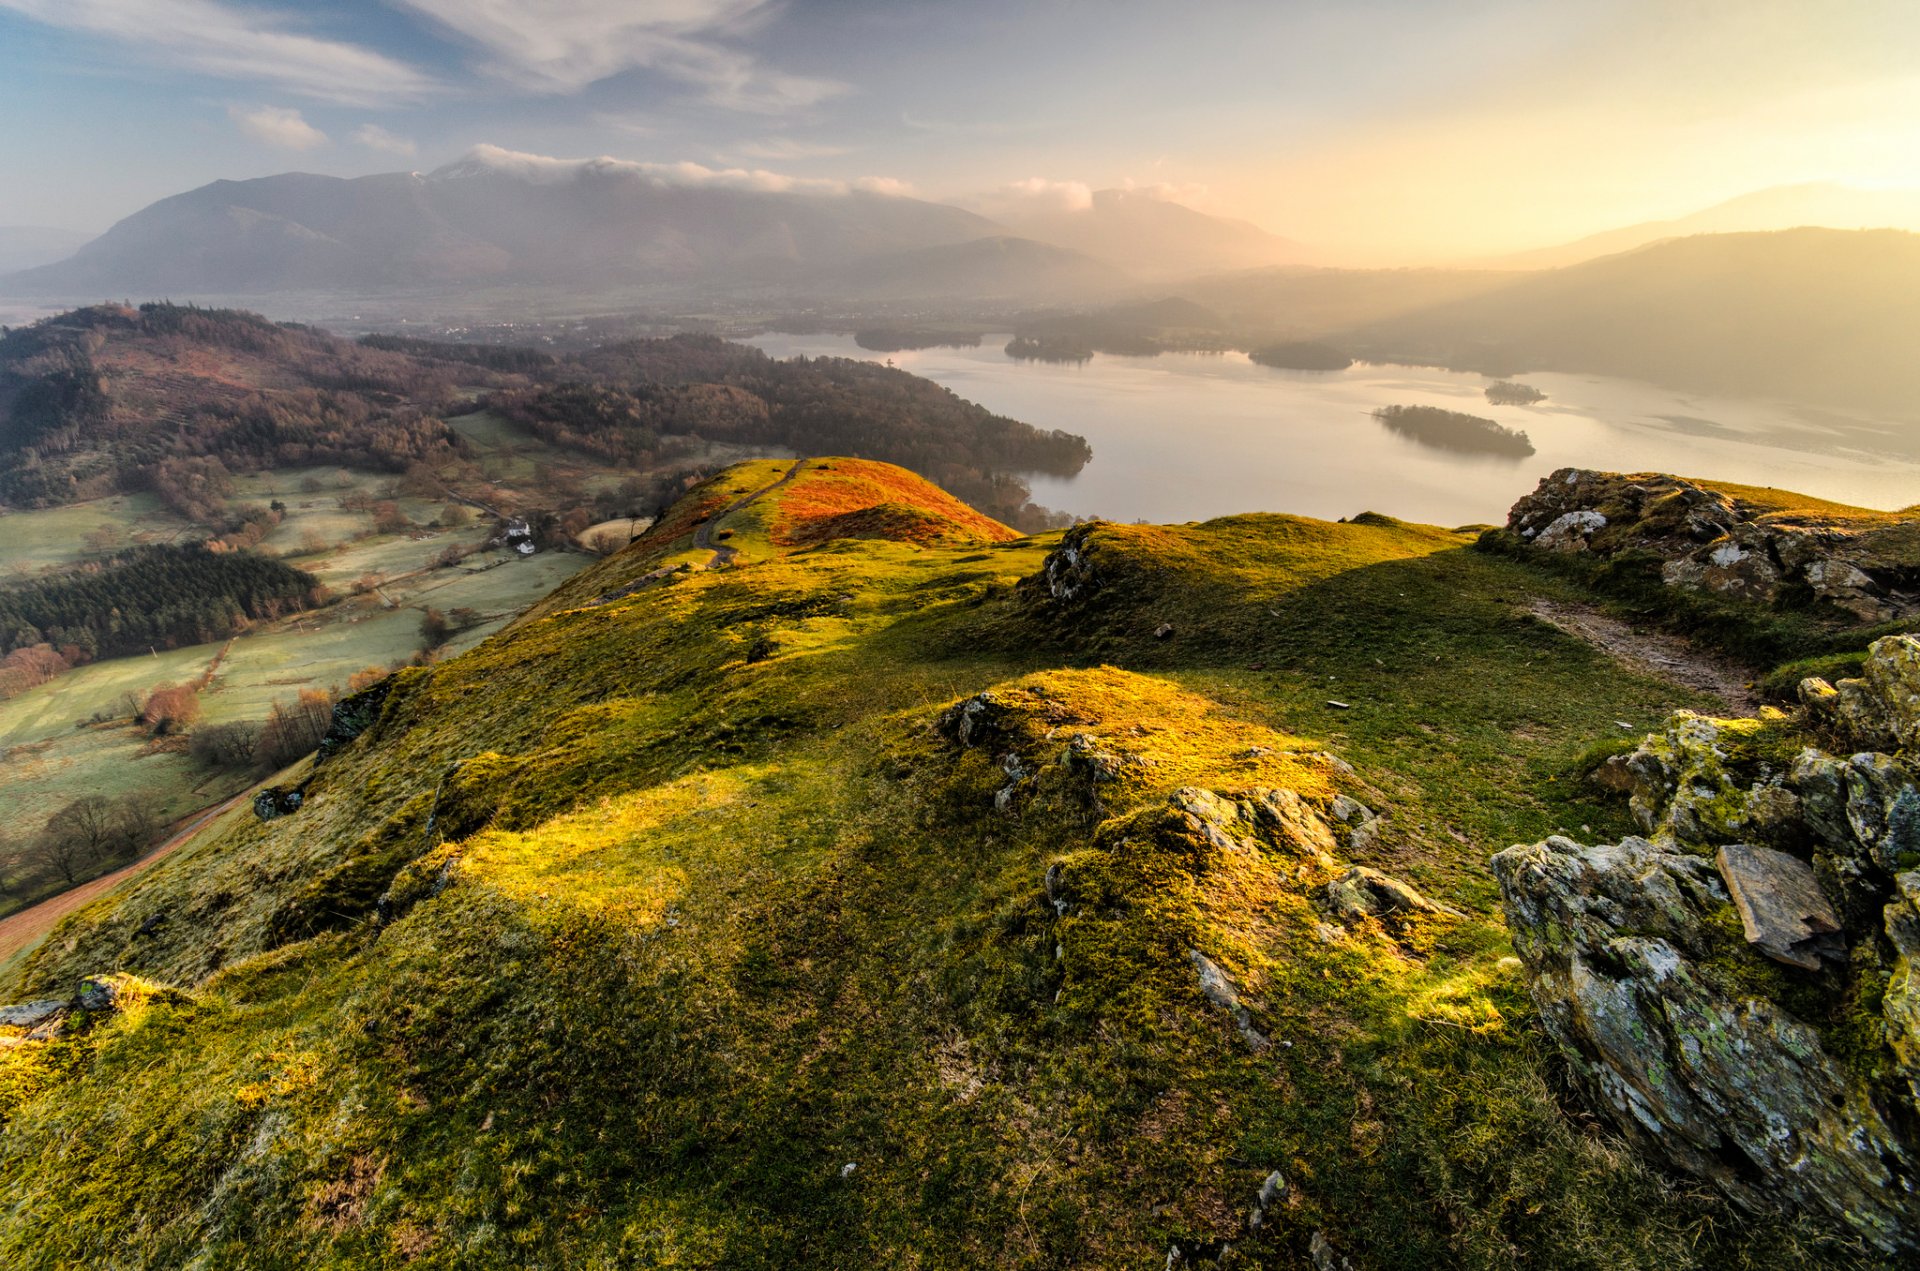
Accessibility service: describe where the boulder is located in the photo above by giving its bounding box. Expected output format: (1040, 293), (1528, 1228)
(1494, 834), (1917, 1252)
(1505, 469), (1920, 622)
(1322, 865), (1462, 923)
(1039, 522), (1100, 603)
(1801, 635), (1920, 753)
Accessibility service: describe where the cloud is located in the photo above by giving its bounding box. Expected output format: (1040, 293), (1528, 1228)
(976, 178), (1096, 217)
(392, 1), (848, 110)
(0, 0), (436, 105)
(353, 123), (418, 158)
(440, 144), (909, 198)
(228, 104), (328, 150)
(1117, 178), (1213, 206)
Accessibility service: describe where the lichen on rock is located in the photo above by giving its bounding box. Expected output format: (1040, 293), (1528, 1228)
(1504, 468), (1920, 621)
(1497, 633), (1920, 1250)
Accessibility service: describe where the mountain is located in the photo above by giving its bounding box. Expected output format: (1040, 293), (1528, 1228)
(0, 226), (94, 274)
(1174, 264), (1521, 339)
(1349, 227), (1920, 413)
(1486, 182), (1920, 270)
(815, 235), (1128, 302)
(1, 147), (1009, 297)
(998, 188), (1312, 278)
(2, 452), (1909, 1264)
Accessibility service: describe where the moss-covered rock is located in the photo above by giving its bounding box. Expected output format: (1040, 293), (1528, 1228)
(1506, 468), (1920, 622)
(1494, 834), (1916, 1253)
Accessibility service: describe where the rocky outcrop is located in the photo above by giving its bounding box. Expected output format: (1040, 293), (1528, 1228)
(1039, 521), (1102, 604)
(1505, 467), (1920, 622)
(1495, 635), (1920, 1251)
(1494, 834), (1916, 1252)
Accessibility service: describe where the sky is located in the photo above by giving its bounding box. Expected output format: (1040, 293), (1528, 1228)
(2, 0), (1918, 261)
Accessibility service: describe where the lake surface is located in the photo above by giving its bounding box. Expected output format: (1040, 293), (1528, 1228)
(747, 333), (1920, 526)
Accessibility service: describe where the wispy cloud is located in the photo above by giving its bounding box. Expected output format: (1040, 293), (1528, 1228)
(393, 1), (848, 111)
(0, 0), (437, 106)
(978, 178), (1096, 216)
(228, 104), (328, 150)
(352, 123), (418, 158)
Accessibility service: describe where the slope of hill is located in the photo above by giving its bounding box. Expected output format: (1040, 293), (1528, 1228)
(1350, 228), (1920, 413)
(2, 148), (1009, 297)
(0, 458), (1888, 1267)
(810, 235), (1127, 302)
(1175, 264), (1521, 339)
(1486, 181), (1920, 270)
(1002, 188), (1312, 278)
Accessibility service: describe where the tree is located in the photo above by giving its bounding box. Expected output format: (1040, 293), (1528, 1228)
(372, 501), (411, 535)
(142, 682), (202, 735)
(419, 607), (451, 651)
(255, 689), (336, 768)
(37, 795), (154, 883)
(190, 720), (261, 768)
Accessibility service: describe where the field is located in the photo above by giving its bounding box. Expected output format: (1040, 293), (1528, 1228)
(0, 492), (190, 575)
(0, 467), (593, 917)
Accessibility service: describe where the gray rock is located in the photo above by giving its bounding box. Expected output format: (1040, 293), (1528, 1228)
(1534, 508), (1607, 551)
(1323, 866), (1462, 923)
(1308, 1230), (1351, 1271)
(1188, 948), (1269, 1050)
(75, 976), (120, 1013)
(1039, 523), (1100, 603)
(1803, 636), (1920, 752)
(0, 999), (68, 1028)
(1714, 843), (1844, 970)
(1494, 833), (1917, 1253)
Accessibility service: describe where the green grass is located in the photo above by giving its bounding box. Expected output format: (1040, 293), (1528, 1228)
(0, 645), (219, 748)
(0, 493), (190, 576)
(0, 463), (1867, 1269)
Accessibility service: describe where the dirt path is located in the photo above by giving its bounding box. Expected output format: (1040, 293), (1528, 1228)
(1528, 598), (1760, 715)
(694, 460), (808, 567)
(0, 792), (245, 967)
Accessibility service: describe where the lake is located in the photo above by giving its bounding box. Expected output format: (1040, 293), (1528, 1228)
(746, 333), (1920, 526)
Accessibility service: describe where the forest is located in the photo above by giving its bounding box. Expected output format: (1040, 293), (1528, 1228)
(492, 335), (1091, 528)
(0, 303), (470, 507)
(0, 543), (321, 660)
(0, 308), (1092, 530)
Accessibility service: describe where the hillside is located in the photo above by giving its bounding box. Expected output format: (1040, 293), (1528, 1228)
(0, 458), (1898, 1267)
(996, 188), (1313, 279)
(2, 149), (1007, 297)
(1484, 181), (1920, 270)
(1348, 228), (1920, 414)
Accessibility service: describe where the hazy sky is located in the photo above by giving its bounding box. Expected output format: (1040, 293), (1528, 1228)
(3, 0), (1917, 259)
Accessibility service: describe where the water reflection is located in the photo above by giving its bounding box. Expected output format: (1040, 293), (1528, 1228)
(747, 333), (1920, 526)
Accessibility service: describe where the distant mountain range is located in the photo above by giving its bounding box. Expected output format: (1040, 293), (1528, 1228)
(995, 188), (1312, 278)
(1350, 227), (1920, 413)
(0, 148), (1270, 303)
(1483, 182), (1920, 269)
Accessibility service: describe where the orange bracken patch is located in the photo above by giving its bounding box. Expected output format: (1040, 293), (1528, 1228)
(770, 459), (1019, 548)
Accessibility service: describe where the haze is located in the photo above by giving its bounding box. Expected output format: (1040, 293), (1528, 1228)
(4, 0), (1920, 262)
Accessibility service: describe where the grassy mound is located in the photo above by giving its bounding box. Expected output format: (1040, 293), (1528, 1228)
(771, 459), (1021, 548)
(0, 460), (1863, 1267)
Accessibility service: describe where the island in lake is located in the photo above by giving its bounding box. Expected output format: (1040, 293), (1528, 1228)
(1484, 380), (1547, 405)
(853, 329), (985, 353)
(1005, 334), (1095, 363)
(1249, 340), (1354, 371)
(1372, 403), (1535, 457)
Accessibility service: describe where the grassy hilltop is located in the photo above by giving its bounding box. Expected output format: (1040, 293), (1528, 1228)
(0, 459), (1864, 1267)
